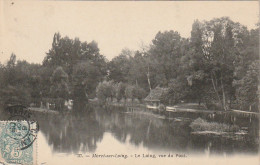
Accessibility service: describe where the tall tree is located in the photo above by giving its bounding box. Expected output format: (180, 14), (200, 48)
(233, 61), (259, 111)
(50, 67), (70, 99)
(72, 61), (105, 99)
(50, 66), (70, 110)
(43, 32), (107, 100)
(187, 17), (250, 110)
(148, 30), (184, 86)
(108, 48), (133, 83)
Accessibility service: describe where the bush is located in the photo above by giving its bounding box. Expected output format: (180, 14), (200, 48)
(133, 85), (146, 103)
(96, 80), (114, 104)
(0, 85), (31, 107)
(125, 85), (135, 101)
(114, 82), (126, 102)
(190, 118), (239, 132)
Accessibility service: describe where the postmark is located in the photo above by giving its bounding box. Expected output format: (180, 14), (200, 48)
(0, 105), (38, 165)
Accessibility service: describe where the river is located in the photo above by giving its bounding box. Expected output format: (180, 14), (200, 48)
(0, 105), (259, 164)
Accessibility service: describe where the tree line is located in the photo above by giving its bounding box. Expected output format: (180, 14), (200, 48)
(0, 17), (258, 111)
(96, 81), (146, 105)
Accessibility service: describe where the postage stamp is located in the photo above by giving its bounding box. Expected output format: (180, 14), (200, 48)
(0, 120), (37, 165)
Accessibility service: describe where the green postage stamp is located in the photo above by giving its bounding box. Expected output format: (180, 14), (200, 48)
(0, 120), (37, 165)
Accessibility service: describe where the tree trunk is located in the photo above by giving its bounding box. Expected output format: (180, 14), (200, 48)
(210, 72), (222, 109)
(147, 65), (152, 92)
(220, 72), (227, 111)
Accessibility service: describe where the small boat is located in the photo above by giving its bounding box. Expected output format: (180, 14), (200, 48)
(146, 105), (158, 109)
(166, 106), (176, 112)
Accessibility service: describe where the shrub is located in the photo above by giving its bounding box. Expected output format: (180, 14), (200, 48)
(190, 118), (239, 132)
(96, 80), (114, 104)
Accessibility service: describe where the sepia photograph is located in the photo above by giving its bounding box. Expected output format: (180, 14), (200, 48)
(0, 0), (259, 165)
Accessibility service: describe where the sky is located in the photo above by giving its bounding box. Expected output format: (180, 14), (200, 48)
(0, 0), (259, 64)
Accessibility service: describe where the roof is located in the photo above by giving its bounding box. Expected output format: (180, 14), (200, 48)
(144, 87), (169, 102)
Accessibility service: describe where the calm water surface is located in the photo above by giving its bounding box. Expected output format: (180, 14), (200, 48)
(34, 106), (259, 156)
(1, 105), (259, 164)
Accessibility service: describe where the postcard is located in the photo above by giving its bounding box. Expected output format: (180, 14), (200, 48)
(0, 0), (259, 165)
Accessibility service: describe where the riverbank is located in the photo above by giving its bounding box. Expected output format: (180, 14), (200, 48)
(28, 107), (59, 114)
(98, 101), (259, 118)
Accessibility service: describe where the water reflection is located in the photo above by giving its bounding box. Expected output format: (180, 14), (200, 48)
(36, 112), (104, 153)
(32, 106), (259, 155)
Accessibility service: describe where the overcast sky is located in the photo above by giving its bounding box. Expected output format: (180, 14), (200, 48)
(0, 1), (259, 64)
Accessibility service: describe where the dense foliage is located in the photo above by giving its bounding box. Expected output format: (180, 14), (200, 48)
(0, 17), (258, 111)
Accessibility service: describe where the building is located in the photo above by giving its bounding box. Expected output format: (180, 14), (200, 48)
(144, 86), (169, 107)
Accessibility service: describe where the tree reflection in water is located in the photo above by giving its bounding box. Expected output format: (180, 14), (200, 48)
(37, 109), (104, 153)
(35, 106), (259, 155)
